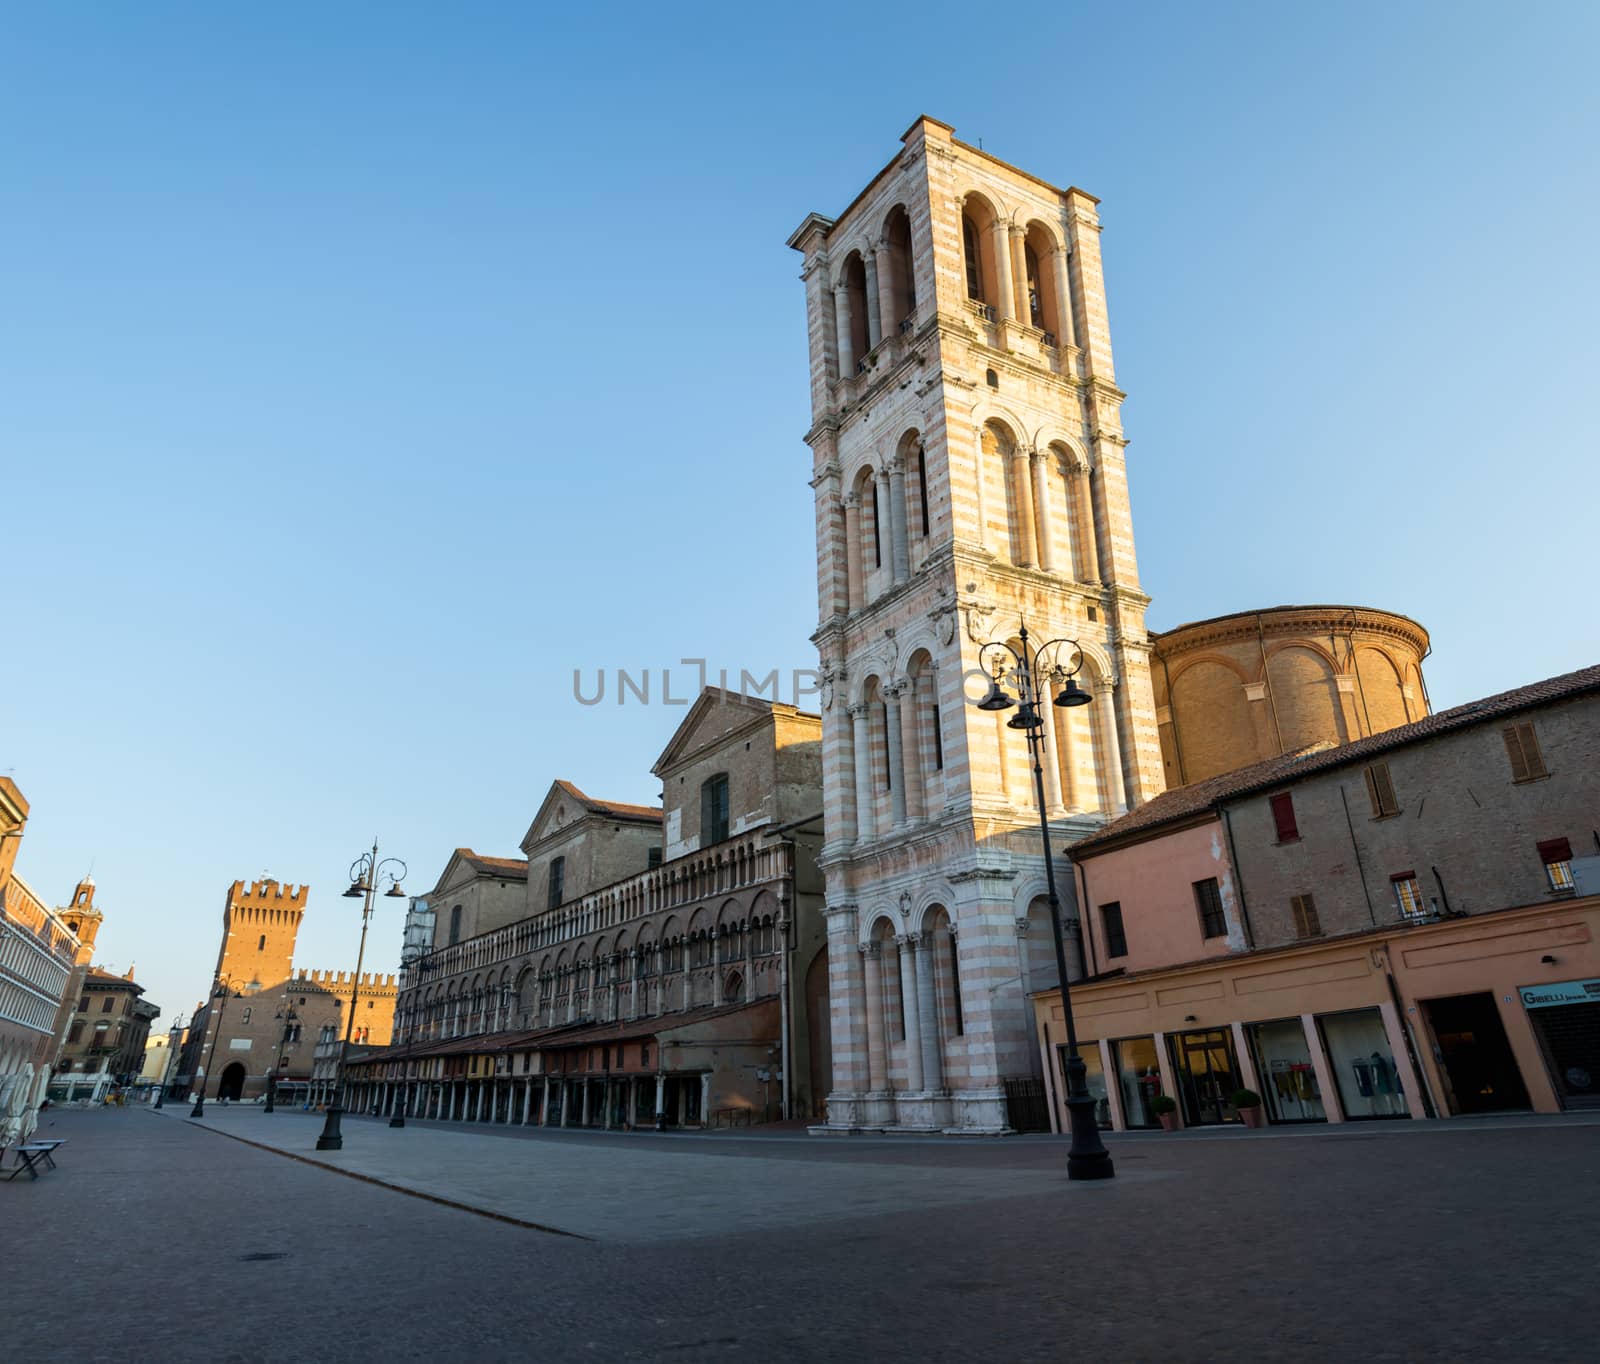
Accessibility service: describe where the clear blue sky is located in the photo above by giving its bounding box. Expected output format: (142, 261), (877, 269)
(6, 3), (1597, 1027)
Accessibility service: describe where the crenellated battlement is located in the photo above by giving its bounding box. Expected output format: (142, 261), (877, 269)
(228, 877), (309, 908)
(293, 967), (398, 992)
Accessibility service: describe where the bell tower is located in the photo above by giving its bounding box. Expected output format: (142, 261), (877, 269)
(59, 874), (103, 961)
(788, 117), (1163, 1132)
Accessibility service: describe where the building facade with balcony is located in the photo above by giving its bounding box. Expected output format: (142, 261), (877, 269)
(1031, 663), (1600, 1133)
(353, 690), (829, 1128)
(51, 966), (159, 1102)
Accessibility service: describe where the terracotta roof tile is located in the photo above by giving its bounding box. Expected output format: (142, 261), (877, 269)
(554, 779), (663, 823)
(1074, 662), (1600, 855)
(459, 849), (529, 879)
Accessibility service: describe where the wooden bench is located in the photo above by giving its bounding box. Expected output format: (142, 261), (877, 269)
(5, 1139), (65, 1181)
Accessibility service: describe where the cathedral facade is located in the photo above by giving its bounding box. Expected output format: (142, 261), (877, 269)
(789, 117), (1165, 1132)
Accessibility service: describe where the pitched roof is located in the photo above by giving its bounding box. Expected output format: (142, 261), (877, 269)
(458, 850), (529, 880)
(552, 779), (662, 824)
(1073, 661), (1600, 856)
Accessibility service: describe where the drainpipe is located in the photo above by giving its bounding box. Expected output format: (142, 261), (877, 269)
(1158, 647), (1188, 787)
(1345, 608), (1374, 737)
(1074, 858), (1099, 976)
(1339, 784), (1379, 926)
(1429, 865), (1457, 918)
(1218, 807), (1257, 949)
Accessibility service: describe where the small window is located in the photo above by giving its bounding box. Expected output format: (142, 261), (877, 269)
(1364, 763), (1400, 818)
(1291, 893), (1321, 939)
(1391, 871), (1426, 920)
(258, 933), (266, 950)
(1270, 793), (1300, 843)
(1100, 902), (1127, 958)
(79, 995), (89, 1012)
(916, 447), (930, 538)
(1193, 878), (1227, 939)
(701, 775), (730, 846)
(241, 1007), (251, 1024)
(1503, 721), (1548, 782)
(647, 847), (662, 870)
(1539, 838), (1575, 893)
(931, 703), (944, 771)
(641, 1042), (650, 1066)
(962, 216), (982, 300)
(547, 858), (566, 911)
(68, 1021), (84, 1044)
(101, 996), (113, 1013)
(448, 904), (463, 946)
(985, 368), (999, 389)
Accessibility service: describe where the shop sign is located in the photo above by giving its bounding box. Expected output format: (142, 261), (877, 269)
(1518, 978), (1600, 1009)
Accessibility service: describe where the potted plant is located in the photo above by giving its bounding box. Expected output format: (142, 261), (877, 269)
(1231, 1088), (1266, 1128)
(1149, 1093), (1179, 1131)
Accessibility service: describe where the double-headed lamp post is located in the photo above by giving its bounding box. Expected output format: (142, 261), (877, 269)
(976, 623), (1115, 1181)
(316, 841), (406, 1151)
(263, 1004), (299, 1114)
(190, 982), (233, 1119)
(151, 1013), (187, 1111)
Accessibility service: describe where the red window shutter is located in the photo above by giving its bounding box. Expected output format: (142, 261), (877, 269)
(1270, 793), (1299, 842)
(1390, 870), (1417, 883)
(1537, 838), (1573, 864)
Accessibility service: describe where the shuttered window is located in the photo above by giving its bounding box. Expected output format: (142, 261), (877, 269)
(1193, 878), (1227, 939)
(1364, 762), (1400, 817)
(1270, 792), (1299, 843)
(1291, 893), (1321, 939)
(1100, 902), (1128, 958)
(1503, 721), (1548, 782)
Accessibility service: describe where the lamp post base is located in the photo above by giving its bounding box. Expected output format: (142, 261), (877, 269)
(264, 1088), (276, 1115)
(1064, 1093), (1115, 1181)
(190, 1095), (205, 1118)
(316, 1104), (345, 1150)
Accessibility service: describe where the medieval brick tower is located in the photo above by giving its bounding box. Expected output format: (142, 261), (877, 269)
(216, 878), (307, 990)
(788, 118), (1164, 1132)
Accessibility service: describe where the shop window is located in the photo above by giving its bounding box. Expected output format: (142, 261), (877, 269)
(1319, 1008), (1406, 1118)
(1056, 1045), (1112, 1128)
(1269, 792), (1299, 843)
(1503, 721), (1547, 782)
(1112, 1036), (1163, 1128)
(1192, 878), (1227, 939)
(1247, 1019), (1326, 1123)
(1290, 893), (1321, 939)
(1539, 838), (1575, 892)
(1391, 871), (1427, 920)
(1363, 762), (1400, 818)
(1100, 902), (1127, 958)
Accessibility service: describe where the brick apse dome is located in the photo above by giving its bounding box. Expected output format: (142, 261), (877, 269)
(1150, 605), (1432, 788)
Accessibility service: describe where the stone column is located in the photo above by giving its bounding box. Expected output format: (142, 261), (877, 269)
(850, 704), (876, 842)
(1010, 449), (1037, 568)
(1009, 224), (1030, 325)
(1055, 705), (1082, 812)
(887, 458), (911, 584)
(883, 687), (908, 828)
(1038, 695), (1065, 816)
(863, 253), (882, 350)
(833, 283), (855, 379)
(843, 493), (863, 612)
(861, 943), (888, 1092)
(629, 951), (640, 1019)
(1074, 467), (1101, 584)
(655, 1072), (666, 1127)
(559, 1080), (570, 1127)
(522, 1080), (533, 1125)
(898, 683), (926, 822)
(874, 240), (897, 338)
(1098, 683), (1129, 814)
(898, 937), (925, 1093)
(1031, 450), (1055, 572)
(915, 931), (943, 1091)
(990, 219), (1014, 322)
(699, 1072), (712, 1127)
(1051, 245), (1077, 347)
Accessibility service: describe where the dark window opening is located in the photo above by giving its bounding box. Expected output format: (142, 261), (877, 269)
(1101, 902), (1127, 958)
(1270, 792), (1299, 843)
(1193, 878), (1227, 939)
(701, 775), (730, 845)
(1291, 893), (1322, 939)
(448, 904), (463, 946)
(962, 216), (982, 300)
(547, 857), (566, 910)
(916, 448), (930, 538)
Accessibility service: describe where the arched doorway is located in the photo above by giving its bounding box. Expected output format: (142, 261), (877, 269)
(218, 1062), (247, 1101)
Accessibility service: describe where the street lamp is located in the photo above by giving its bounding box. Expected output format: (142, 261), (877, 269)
(190, 983), (233, 1119)
(263, 1004), (300, 1114)
(151, 1013), (187, 1112)
(976, 623), (1114, 1181)
(316, 840), (406, 1151)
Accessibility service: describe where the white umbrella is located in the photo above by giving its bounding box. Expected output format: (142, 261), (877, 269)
(1, 1064), (33, 1150)
(18, 1066), (50, 1144)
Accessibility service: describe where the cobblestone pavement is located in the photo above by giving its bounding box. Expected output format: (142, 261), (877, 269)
(4, 1106), (1596, 1363)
